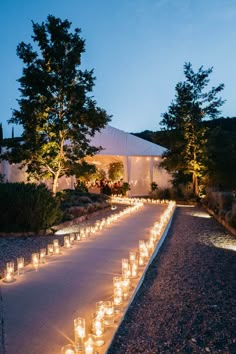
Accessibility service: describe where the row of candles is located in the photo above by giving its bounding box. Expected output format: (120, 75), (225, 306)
(2, 201), (144, 284)
(61, 200), (176, 354)
(111, 196), (170, 205)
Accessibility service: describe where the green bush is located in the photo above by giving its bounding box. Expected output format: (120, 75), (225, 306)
(0, 182), (62, 233)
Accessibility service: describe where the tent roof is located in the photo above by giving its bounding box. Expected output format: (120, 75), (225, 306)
(90, 125), (166, 157)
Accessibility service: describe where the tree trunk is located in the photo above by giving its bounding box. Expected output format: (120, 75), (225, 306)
(52, 171), (60, 195)
(192, 172), (199, 197)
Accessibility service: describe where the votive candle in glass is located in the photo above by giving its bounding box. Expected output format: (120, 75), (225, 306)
(40, 248), (47, 264)
(32, 253), (40, 271)
(61, 344), (76, 354)
(17, 257), (24, 275)
(47, 243), (54, 256)
(4, 262), (15, 283)
(104, 301), (114, 326)
(70, 233), (75, 244)
(64, 236), (71, 249)
(84, 334), (94, 354)
(92, 314), (105, 346)
(74, 317), (86, 351)
(96, 301), (106, 320)
(122, 258), (130, 278)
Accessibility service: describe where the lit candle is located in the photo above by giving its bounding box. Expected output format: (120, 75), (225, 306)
(122, 275), (130, 297)
(129, 251), (137, 262)
(40, 248), (47, 263)
(104, 301), (114, 326)
(122, 258), (131, 277)
(96, 301), (106, 319)
(69, 233), (75, 244)
(64, 236), (71, 249)
(17, 257), (24, 275)
(53, 239), (59, 247)
(4, 265), (15, 283)
(74, 317), (86, 351)
(61, 344), (76, 354)
(54, 245), (61, 255)
(84, 335), (94, 354)
(31, 253), (40, 270)
(47, 243), (54, 256)
(92, 313), (105, 346)
(76, 232), (81, 241)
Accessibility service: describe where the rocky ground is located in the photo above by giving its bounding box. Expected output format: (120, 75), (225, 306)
(0, 204), (127, 279)
(108, 206), (236, 354)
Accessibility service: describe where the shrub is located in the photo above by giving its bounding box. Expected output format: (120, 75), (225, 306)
(0, 182), (62, 233)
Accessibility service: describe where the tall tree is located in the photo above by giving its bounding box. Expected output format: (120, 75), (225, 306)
(2, 15), (110, 193)
(160, 62), (225, 196)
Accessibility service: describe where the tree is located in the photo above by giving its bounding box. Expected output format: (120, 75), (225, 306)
(2, 15), (110, 194)
(160, 62), (225, 197)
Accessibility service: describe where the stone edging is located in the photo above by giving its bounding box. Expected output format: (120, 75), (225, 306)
(206, 207), (236, 237)
(105, 206), (176, 353)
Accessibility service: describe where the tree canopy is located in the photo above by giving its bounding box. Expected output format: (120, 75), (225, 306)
(160, 62), (225, 196)
(2, 15), (111, 193)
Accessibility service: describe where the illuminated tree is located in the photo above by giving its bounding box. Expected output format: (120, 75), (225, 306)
(3, 15), (110, 193)
(160, 62), (225, 196)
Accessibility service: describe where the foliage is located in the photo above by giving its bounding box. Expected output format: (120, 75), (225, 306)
(150, 181), (158, 192)
(0, 182), (62, 233)
(160, 62), (225, 196)
(121, 182), (130, 196)
(1, 15), (110, 194)
(108, 161), (124, 181)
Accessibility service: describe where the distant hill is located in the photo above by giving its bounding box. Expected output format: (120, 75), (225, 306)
(132, 117), (236, 149)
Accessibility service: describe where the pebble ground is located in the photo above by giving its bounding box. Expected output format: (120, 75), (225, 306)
(108, 206), (236, 354)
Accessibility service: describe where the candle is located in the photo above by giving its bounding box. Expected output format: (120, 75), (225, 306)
(69, 233), (75, 244)
(4, 267), (15, 283)
(32, 253), (40, 270)
(40, 248), (47, 263)
(96, 301), (106, 319)
(104, 301), (114, 326)
(74, 317), (86, 351)
(17, 257), (24, 275)
(61, 344), (76, 354)
(84, 335), (94, 354)
(122, 258), (131, 277)
(53, 239), (59, 247)
(129, 251), (137, 262)
(47, 243), (54, 256)
(92, 314), (105, 346)
(64, 236), (71, 249)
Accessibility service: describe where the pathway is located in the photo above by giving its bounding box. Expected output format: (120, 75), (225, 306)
(108, 206), (236, 354)
(1, 203), (167, 354)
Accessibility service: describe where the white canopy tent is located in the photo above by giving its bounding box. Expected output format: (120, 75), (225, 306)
(85, 125), (171, 196)
(0, 125), (171, 196)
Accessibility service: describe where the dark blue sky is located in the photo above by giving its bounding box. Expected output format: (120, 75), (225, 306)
(0, 0), (236, 138)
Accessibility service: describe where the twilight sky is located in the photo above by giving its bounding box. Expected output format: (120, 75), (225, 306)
(0, 0), (236, 138)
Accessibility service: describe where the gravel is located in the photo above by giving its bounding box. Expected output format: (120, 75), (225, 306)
(0, 204), (127, 279)
(108, 206), (236, 354)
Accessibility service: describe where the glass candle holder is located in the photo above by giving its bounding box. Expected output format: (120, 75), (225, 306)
(53, 239), (59, 247)
(47, 243), (54, 256)
(113, 276), (123, 289)
(122, 275), (130, 297)
(4, 262), (15, 283)
(76, 232), (81, 241)
(32, 253), (40, 270)
(104, 301), (114, 326)
(74, 317), (86, 351)
(130, 259), (138, 278)
(64, 236), (71, 249)
(40, 248), (47, 264)
(122, 258), (130, 274)
(69, 233), (75, 244)
(96, 301), (106, 320)
(84, 334), (94, 354)
(54, 245), (61, 255)
(92, 313), (105, 346)
(114, 287), (123, 311)
(17, 257), (24, 275)
(6, 261), (14, 274)
(61, 344), (76, 354)
(129, 251), (137, 263)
